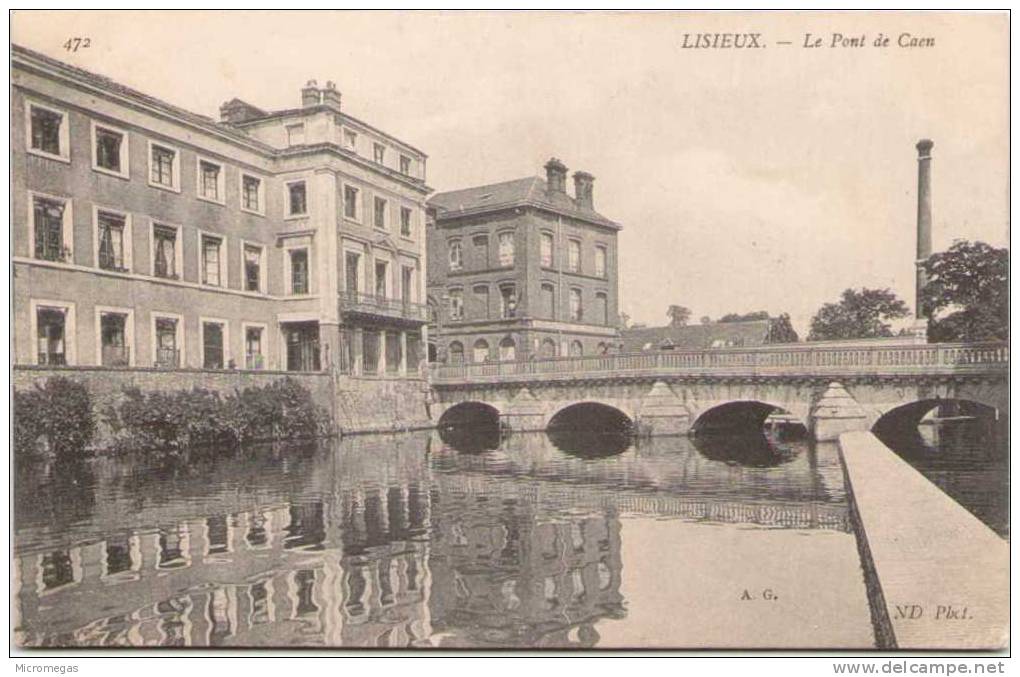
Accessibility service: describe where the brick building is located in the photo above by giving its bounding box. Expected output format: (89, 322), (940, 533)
(12, 45), (430, 378)
(426, 159), (621, 363)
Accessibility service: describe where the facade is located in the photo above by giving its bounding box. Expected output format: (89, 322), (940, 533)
(426, 159), (621, 363)
(12, 45), (430, 378)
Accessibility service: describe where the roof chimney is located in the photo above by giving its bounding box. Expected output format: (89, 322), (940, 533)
(544, 157), (567, 194)
(301, 79), (321, 108)
(915, 138), (934, 320)
(219, 98), (267, 125)
(573, 171), (594, 209)
(321, 81), (341, 112)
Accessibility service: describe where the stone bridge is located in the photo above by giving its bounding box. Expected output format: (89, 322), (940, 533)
(429, 341), (1009, 440)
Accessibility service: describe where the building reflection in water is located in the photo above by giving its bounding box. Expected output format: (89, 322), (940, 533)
(13, 424), (861, 648)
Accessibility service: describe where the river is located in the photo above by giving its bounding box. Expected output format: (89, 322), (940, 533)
(14, 429), (878, 649)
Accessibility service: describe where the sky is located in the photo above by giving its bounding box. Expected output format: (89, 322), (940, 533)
(12, 11), (1009, 334)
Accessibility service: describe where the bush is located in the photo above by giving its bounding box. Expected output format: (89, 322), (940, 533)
(13, 377), (96, 457)
(105, 378), (332, 452)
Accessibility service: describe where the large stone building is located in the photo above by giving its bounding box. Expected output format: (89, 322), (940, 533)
(426, 159), (621, 363)
(12, 45), (429, 379)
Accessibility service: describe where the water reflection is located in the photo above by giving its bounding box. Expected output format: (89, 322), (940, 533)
(691, 431), (801, 468)
(14, 429), (872, 648)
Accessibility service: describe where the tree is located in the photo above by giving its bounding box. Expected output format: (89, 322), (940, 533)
(718, 310), (770, 323)
(921, 240), (1008, 342)
(617, 312), (631, 330)
(666, 305), (691, 327)
(700, 316), (712, 325)
(765, 313), (799, 343)
(807, 288), (909, 341)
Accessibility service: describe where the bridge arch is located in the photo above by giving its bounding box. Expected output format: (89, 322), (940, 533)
(872, 397), (1002, 437)
(438, 400), (501, 429)
(547, 401), (634, 433)
(691, 400), (807, 436)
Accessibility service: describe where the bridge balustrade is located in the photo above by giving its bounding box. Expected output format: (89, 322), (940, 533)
(430, 341), (1008, 384)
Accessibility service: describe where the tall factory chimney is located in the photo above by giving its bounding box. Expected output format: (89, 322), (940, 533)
(914, 139), (934, 323)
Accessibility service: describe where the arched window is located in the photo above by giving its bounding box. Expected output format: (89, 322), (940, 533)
(473, 339), (490, 363)
(595, 292), (608, 325)
(569, 288), (583, 322)
(540, 338), (557, 358)
(569, 340), (584, 357)
(499, 336), (516, 361)
(448, 240), (463, 271)
(540, 282), (556, 319)
(597, 342), (609, 355)
(448, 341), (464, 364)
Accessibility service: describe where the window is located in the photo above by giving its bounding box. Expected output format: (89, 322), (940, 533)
(92, 123), (128, 176)
(287, 181), (307, 216)
(343, 185), (359, 220)
(500, 285), (517, 319)
(569, 288), (583, 322)
(344, 129), (358, 151)
(345, 251), (361, 293)
(201, 234), (224, 287)
(473, 235), (488, 266)
(569, 340), (584, 357)
(245, 326), (264, 370)
(498, 232), (514, 267)
(27, 102), (67, 160)
(98, 310), (131, 367)
(197, 159), (224, 202)
(540, 338), (557, 358)
(473, 285), (490, 319)
(568, 239), (581, 272)
(286, 124), (305, 146)
(36, 306), (68, 365)
(401, 265), (414, 302)
(374, 196), (387, 229)
(448, 240), (463, 271)
(595, 292), (609, 325)
(96, 210), (128, 271)
(472, 339), (490, 364)
(243, 244), (263, 292)
(541, 232), (554, 268)
(541, 283), (556, 320)
(595, 245), (607, 278)
(374, 260), (388, 298)
(448, 341), (464, 364)
(499, 337), (516, 362)
(290, 248), (309, 295)
(373, 143), (385, 164)
(153, 316), (181, 368)
(149, 143), (178, 189)
(202, 320), (226, 369)
(400, 207), (412, 237)
(152, 224), (179, 279)
(241, 174), (263, 213)
(448, 289), (463, 320)
(399, 155), (411, 175)
(32, 195), (69, 262)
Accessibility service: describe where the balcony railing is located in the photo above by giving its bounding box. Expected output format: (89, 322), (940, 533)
(340, 290), (428, 322)
(431, 341), (1010, 384)
(154, 347), (180, 369)
(101, 344), (130, 367)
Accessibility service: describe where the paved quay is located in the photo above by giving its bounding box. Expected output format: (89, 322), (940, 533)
(839, 431), (1008, 650)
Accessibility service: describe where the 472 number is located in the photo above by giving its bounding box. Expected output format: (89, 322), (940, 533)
(63, 37), (91, 52)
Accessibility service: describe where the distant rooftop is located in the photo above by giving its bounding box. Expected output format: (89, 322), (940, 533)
(430, 175), (620, 229)
(620, 319), (775, 352)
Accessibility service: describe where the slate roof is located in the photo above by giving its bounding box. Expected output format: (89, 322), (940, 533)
(430, 176), (620, 229)
(620, 319), (774, 352)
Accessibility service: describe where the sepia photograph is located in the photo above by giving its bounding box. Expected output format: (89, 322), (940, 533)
(7, 9), (1010, 659)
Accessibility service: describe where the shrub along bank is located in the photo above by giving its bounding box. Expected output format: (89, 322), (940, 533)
(14, 376), (333, 457)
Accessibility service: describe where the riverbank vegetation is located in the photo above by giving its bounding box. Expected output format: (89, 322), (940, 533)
(14, 377), (333, 457)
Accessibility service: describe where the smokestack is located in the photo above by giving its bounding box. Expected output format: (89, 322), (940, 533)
(544, 158), (567, 194)
(321, 81), (341, 112)
(573, 171), (594, 209)
(915, 139), (934, 320)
